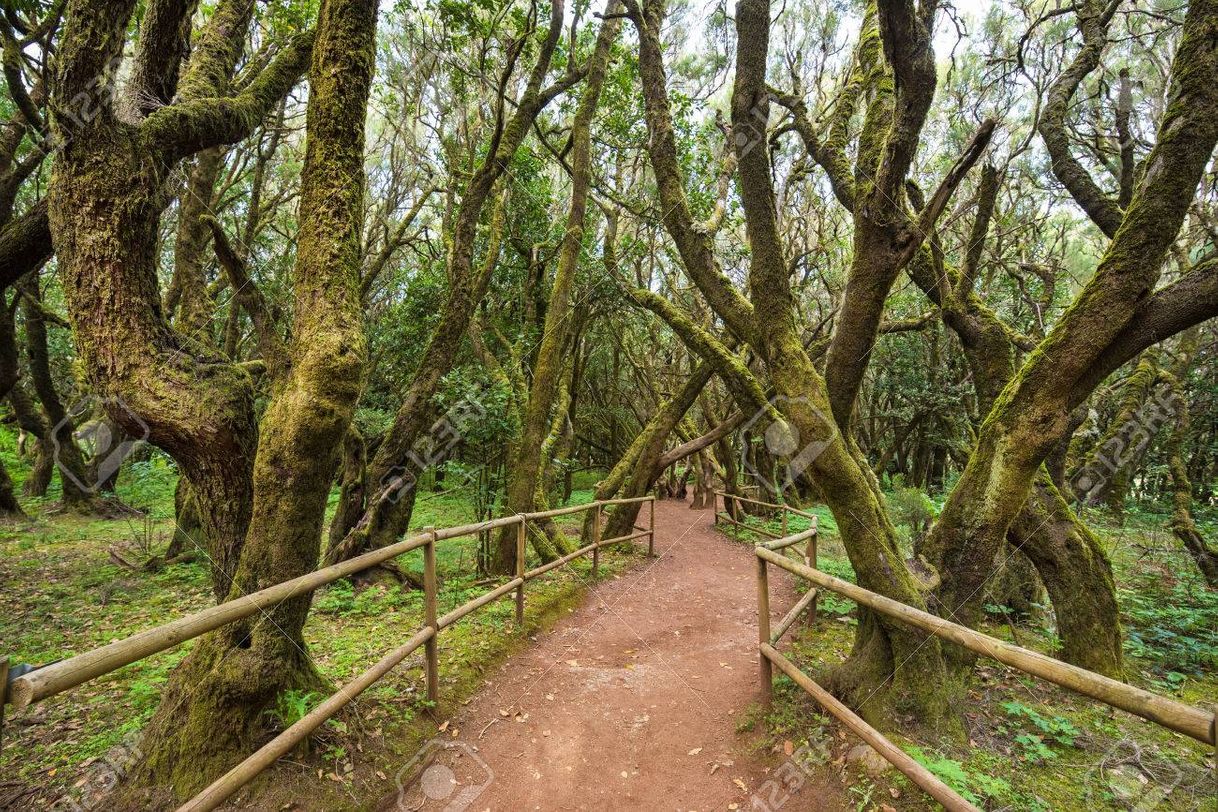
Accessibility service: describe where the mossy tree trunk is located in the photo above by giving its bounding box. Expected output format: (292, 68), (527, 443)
(17, 273), (98, 510)
(1168, 408), (1218, 587)
(130, 0), (376, 796)
(492, 2), (622, 573)
(46, 0), (325, 795)
(326, 1), (579, 566)
(48, 0), (311, 598)
(921, 0), (1218, 680)
(1162, 330), (1218, 587)
(1070, 356), (1161, 511)
(601, 363), (715, 541)
(903, 164), (1122, 674)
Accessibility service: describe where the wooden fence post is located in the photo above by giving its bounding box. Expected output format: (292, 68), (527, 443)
(781, 508), (789, 538)
(515, 518), (526, 626)
(423, 527), (438, 703)
(648, 496), (656, 556)
(592, 503), (601, 577)
(757, 556), (772, 709)
(712, 491), (718, 527)
(807, 524), (818, 626)
(0, 655), (8, 750)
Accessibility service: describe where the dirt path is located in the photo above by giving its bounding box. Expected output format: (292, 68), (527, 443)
(381, 498), (848, 812)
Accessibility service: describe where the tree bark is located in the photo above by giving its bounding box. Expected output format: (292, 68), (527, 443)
(922, 0), (1218, 677)
(48, 0), (310, 600)
(493, 1), (622, 573)
(131, 0), (375, 795)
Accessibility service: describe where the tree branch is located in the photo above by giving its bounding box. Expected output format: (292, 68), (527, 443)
(141, 28), (314, 164)
(1037, 0), (1124, 238)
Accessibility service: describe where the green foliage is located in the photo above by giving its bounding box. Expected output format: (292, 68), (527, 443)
(905, 746), (1019, 807)
(814, 558), (857, 616)
(883, 475), (937, 542)
(269, 689), (320, 729)
(1119, 575), (1218, 674)
(996, 701), (1079, 765)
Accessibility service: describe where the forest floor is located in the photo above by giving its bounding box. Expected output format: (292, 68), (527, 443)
(1, 441), (1216, 810)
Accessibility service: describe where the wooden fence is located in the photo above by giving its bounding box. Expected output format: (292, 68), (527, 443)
(2, 496), (656, 812)
(713, 489), (818, 539)
(755, 535), (1218, 811)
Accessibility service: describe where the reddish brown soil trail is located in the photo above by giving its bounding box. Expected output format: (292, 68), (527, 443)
(383, 498), (847, 812)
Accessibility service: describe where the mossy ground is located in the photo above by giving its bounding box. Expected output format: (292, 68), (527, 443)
(0, 430), (633, 809)
(721, 500), (1218, 811)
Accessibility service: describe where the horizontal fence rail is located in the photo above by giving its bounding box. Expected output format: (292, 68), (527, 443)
(3, 496), (657, 812)
(713, 489), (817, 541)
(755, 532), (1218, 811)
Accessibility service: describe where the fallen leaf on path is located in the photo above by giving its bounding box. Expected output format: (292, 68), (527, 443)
(733, 778), (748, 792)
(687, 747), (702, 756)
(783, 740), (794, 755)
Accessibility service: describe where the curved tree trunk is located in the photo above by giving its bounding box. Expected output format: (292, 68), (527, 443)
(131, 0), (375, 795)
(1008, 477), (1122, 673)
(18, 274), (98, 510)
(326, 426), (368, 552)
(1069, 357), (1160, 511)
(493, 2), (621, 573)
(46, 0), (329, 796)
(48, 0), (307, 602)
(602, 363), (715, 540)
(325, 4), (575, 566)
(1164, 365), (1218, 587)
(904, 165), (1122, 672)
(922, 0), (1218, 681)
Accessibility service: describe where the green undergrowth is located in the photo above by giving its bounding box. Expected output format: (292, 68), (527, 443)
(0, 453), (638, 809)
(757, 615), (1216, 810)
(725, 505), (1218, 811)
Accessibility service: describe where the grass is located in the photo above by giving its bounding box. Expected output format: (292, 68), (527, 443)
(0, 433), (633, 809)
(4, 438), (1216, 810)
(726, 496), (1218, 811)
